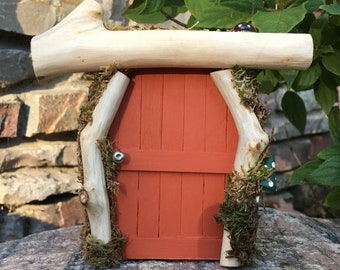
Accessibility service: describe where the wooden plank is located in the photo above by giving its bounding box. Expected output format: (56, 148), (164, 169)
(183, 74), (207, 152)
(205, 78), (228, 152)
(226, 109), (238, 153)
(110, 76), (142, 149)
(116, 171), (139, 238)
(202, 174), (225, 237)
(181, 173), (204, 237)
(161, 73), (185, 151)
(121, 149), (234, 173)
(137, 172), (160, 238)
(140, 73), (163, 150)
(123, 237), (222, 259)
(159, 173), (182, 237)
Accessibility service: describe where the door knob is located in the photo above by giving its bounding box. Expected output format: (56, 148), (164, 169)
(113, 150), (125, 163)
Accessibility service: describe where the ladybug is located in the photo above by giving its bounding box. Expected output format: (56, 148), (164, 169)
(231, 22), (257, 32)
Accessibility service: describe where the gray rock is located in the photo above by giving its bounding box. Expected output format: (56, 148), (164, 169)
(0, 49), (35, 88)
(0, 195), (84, 243)
(0, 167), (81, 207)
(0, 209), (338, 269)
(0, 140), (78, 172)
(265, 110), (329, 141)
(269, 138), (311, 172)
(1, 73), (90, 136)
(0, 0), (81, 36)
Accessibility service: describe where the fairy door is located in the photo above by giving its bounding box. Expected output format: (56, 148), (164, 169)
(109, 69), (238, 259)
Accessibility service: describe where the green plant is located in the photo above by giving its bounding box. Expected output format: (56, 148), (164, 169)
(123, 0), (340, 215)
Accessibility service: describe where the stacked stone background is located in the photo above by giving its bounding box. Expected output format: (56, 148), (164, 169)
(0, 0), (334, 243)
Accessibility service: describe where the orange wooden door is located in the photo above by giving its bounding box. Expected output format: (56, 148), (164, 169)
(109, 69), (238, 260)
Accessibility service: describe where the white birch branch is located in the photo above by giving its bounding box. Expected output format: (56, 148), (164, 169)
(211, 69), (269, 267)
(31, 0), (313, 78)
(80, 71), (130, 243)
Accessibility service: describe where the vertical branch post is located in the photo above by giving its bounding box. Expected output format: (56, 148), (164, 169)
(211, 69), (269, 267)
(80, 71), (130, 243)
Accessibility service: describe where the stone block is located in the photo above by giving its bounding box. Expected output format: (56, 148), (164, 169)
(0, 167), (81, 207)
(22, 88), (87, 137)
(0, 0), (81, 36)
(0, 140), (78, 172)
(266, 110), (329, 141)
(0, 49), (35, 88)
(269, 138), (311, 172)
(310, 132), (334, 159)
(0, 100), (21, 137)
(12, 196), (85, 234)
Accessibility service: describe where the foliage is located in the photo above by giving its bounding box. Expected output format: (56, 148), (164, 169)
(123, 0), (340, 215)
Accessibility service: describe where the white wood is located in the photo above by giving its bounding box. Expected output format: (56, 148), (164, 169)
(31, 0), (313, 78)
(211, 69), (269, 267)
(80, 71), (130, 243)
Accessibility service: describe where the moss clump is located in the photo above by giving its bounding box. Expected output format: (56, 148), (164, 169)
(216, 152), (273, 265)
(78, 67), (126, 268)
(232, 67), (268, 127)
(82, 228), (126, 268)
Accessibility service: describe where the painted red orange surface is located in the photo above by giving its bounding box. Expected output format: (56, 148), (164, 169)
(109, 69), (238, 260)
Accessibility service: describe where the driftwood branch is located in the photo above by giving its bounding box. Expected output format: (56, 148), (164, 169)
(80, 71), (130, 243)
(31, 0), (313, 78)
(211, 69), (269, 267)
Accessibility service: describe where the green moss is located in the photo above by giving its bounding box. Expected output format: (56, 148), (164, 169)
(216, 152), (273, 265)
(232, 67), (268, 127)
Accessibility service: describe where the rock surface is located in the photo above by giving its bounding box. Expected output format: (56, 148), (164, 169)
(0, 73), (90, 137)
(0, 0), (82, 36)
(0, 208), (338, 270)
(0, 99), (21, 137)
(0, 167), (81, 207)
(0, 195), (85, 243)
(0, 140), (78, 172)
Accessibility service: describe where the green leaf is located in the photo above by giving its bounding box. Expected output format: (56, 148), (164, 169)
(141, 0), (165, 14)
(123, 0), (167, 23)
(123, 0), (187, 24)
(324, 187), (340, 211)
(304, 0), (325, 13)
(318, 44), (335, 54)
(184, 0), (251, 29)
(289, 160), (323, 185)
(281, 91), (307, 134)
(314, 76), (337, 114)
(279, 70), (299, 90)
(309, 156), (340, 186)
(219, 0), (263, 14)
(309, 13), (328, 48)
(317, 145), (340, 160)
(322, 49), (340, 76)
(257, 70), (280, 94)
(328, 107), (340, 145)
(252, 4), (307, 33)
(320, 4), (340, 15)
(329, 14), (340, 27)
(293, 62), (322, 91)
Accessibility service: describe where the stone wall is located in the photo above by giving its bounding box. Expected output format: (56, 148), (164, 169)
(0, 0), (334, 243)
(0, 0), (130, 242)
